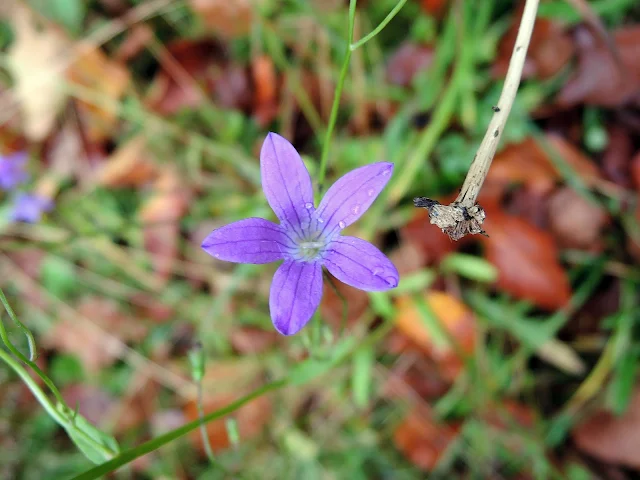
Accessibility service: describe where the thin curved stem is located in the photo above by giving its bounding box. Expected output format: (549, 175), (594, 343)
(0, 347), (117, 461)
(0, 287), (37, 361)
(70, 379), (288, 480)
(0, 287), (67, 407)
(316, 0), (357, 193)
(350, 0), (409, 51)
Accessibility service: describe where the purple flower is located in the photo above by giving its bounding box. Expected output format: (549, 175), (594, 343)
(202, 133), (399, 335)
(11, 193), (54, 223)
(0, 152), (29, 190)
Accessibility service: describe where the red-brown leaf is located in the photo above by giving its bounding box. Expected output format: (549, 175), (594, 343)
(394, 409), (460, 471)
(557, 26), (640, 107)
(482, 207), (571, 310)
(386, 43), (435, 88)
(183, 392), (271, 453)
(493, 9), (574, 80)
(573, 387), (640, 470)
(547, 187), (609, 250)
(140, 169), (190, 283)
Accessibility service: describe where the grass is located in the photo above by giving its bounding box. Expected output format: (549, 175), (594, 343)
(1, 0), (640, 479)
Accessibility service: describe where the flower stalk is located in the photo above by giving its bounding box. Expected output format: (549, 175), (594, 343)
(414, 0), (540, 240)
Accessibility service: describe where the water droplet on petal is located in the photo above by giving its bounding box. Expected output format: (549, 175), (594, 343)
(338, 221), (346, 229)
(382, 169), (390, 176)
(214, 253), (221, 258)
(317, 217), (324, 224)
(351, 205), (360, 215)
(385, 276), (398, 287)
(372, 267), (382, 276)
(304, 202), (314, 209)
(367, 189), (375, 197)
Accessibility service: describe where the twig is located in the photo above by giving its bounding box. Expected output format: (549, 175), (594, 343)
(414, 0), (540, 240)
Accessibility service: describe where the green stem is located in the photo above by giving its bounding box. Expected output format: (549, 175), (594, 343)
(0, 287), (37, 361)
(350, 0), (409, 51)
(0, 347), (117, 461)
(0, 347), (66, 425)
(0, 287), (67, 408)
(70, 379), (287, 480)
(316, 0), (357, 192)
(196, 380), (217, 465)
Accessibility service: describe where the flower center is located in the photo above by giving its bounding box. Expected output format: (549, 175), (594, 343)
(296, 239), (326, 261)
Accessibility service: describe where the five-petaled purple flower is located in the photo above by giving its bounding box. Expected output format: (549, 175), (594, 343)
(201, 133), (399, 335)
(0, 152), (29, 190)
(11, 193), (54, 223)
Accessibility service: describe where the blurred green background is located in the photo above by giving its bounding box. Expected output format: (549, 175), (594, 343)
(1, 0), (640, 478)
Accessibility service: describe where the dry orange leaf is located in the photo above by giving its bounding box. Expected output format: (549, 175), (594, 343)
(139, 169), (190, 284)
(482, 207), (571, 310)
(252, 55), (279, 127)
(394, 409), (460, 471)
(183, 392), (271, 453)
(189, 0), (257, 38)
(97, 136), (157, 187)
(395, 291), (476, 381)
(573, 387), (640, 470)
(67, 46), (130, 142)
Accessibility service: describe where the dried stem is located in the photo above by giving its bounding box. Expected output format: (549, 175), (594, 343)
(414, 0), (540, 240)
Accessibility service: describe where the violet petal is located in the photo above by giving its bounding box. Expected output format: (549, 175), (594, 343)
(269, 260), (322, 335)
(260, 133), (314, 235)
(11, 193), (53, 223)
(201, 217), (290, 264)
(0, 152), (29, 190)
(324, 236), (399, 291)
(316, 162), (393, 234)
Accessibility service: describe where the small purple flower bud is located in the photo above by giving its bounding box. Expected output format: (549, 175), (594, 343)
(11, 193), (54, 223)
(0, 152), (29, 190)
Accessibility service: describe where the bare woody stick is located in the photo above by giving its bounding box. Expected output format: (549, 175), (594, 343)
(414, 0), (540, 240)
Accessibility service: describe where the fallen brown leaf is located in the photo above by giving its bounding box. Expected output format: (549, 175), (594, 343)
(548, 187), (609, 250)
(67, 45), (131, 142)
(320, 275), (369, 330)
(489, 135), (601, 195)
(395, 291), (476, 381)
(602, 125), (635, 188)
(402, 209), (463, 265)
(386, 42), (435, 88)
(146, 39), (251, 115)
(97, 135), (158, 187)
(557, 26), (640, 107)
(139, 168), (190, 283)
(183, 391), (271, 453)
(494, 9), (574, 80)
(482, 207), (571, 310)
(631, 150), (640, 190)
(189, 0), (257, 38)
(230, 327), (280, 354)
(45, 297), (146, 373)
(573, 387), (640, 470)
(252, 55), (279, 127)
(394, 409), (460, 471)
